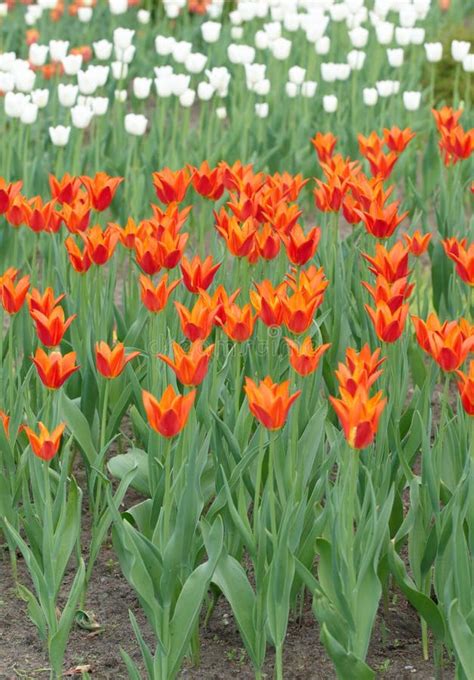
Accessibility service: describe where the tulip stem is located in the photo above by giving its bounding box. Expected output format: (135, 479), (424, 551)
(8, 315), (14, 414)
(253, 426), (266, 534)
(267, 430), (278, 544)
(162, 437), (172, 544)
(100, 379), (110, 453)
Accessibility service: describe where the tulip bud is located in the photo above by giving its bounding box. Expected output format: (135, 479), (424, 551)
(387, 48), (404, 67)
(179, 88), (196, 107)
(288, 65), (306, 85)
(93, 39), (113, 61)
(137, 9), (150, 24)
(185, 52), (207, 74)
(115, 89), (127, 102)
(155, 35), (176, 56)
(301, 80), (317, 97)
(270, 37), (292, 60)
(109, 0), (128, 15)
(77, 69), (98, 95)
(451, 40), (471, 62)
(31, 88), (49, 108)
(92, 97), (108, 116)
(255, 102), (269, 118)
(254, 78), (271, 96)
(29, 43), (48, 67)
(20, 102), (38, 125)
(172, 40), (192, 64)
(255, 30), (270, 50)
(315, 37), (330, 55)
(201, 20), (221, 43)
(363, 87), (378, 106)
(49, 125), (71, 146)
(78, 7), (93, 22)
(375, 21), (394, 45)
(49, 40), (69, 62)
(349, 26), (368, 48)
(58, 83), (78, 108)
(216, 106), (227, 120)
(463, 54), (474, 73)
(197, 82), (214, 101)
(347, 49), (366, 70)
(285, 82), (299, 97)
(71, 104), (94, 129)
(62, 54), (83, 76)
(111, 61), (128, 80)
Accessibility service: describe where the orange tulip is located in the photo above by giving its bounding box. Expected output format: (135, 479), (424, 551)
(253, 223), (281, 261)
(250, 279), (287, 327)
(264, 202), (302, 235)
(362, 275), (413, 312)
(95, 341), (140, 379)
(221, 302), (255, 342)
(64, 237), (92, 273)
(283, 224), (321, 266)
(135, 234), (162, 275)
(27, 287), (65, 317)
(383, 126), (415, 153)
(311, 132), (337, 164)
(49, 173), (81, 205)
(412, 313), (474, 372)
(442, 237), (474, 286)
(365, 301), (409, 343)
(314, 175), (347, 212)
(403, 231), (432, 257)
(338, 344), (385, 396)
(149, 202), (192, 236)
(362, 242), (410, 282)
(366, 150), (399, 181)
(152, 168), (191, 204)
(22, 422), (65, 461)
(456, 361), (474, 416)
(158, 340), (214, 386)
(329, 386), (386, 449)
(355, 199), (407, 239)
(266, 171), (309, 201)
(175, 294), (220, 341)
(139, 273), (181, 313)
(358, 131), (384, 157)
(432, 106), (462, 133)
(190, 161), (225, 200)
(349, 175), (394, 210)
(439, 125), (474, 166)
(1, 271), (30, 314)
(80, 172), (123, 211)
(208, 285), (240, 326)
(286, 265), (329, 306)
(142, 385), (195, 437)
(281, 290), (320, 334)
(156, 228), (188, 269)
(22, 197), (61, 233)
(0, 410), (10, 436)
(32, 348), (79, 389)
(0, 178), (22, 214)
(81, 225), (119, 265)
(60, 200), (91, 233)
(215, 214), (257, 258)
(180, 255), (220, 293)
(244, 376), (300, 430)
(285, 336), (331, 376)
(111, 217), (141, 249)
(31, 306), (76, 347)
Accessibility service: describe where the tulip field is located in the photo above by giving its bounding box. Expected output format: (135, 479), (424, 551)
(0, 0), (473, 678)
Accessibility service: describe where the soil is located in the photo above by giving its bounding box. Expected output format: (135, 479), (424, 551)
(0, 517), (454, 680)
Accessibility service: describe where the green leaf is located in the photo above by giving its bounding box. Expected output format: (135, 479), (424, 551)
(320, 624), (375, 680)
(59, 392), (97, 466)
(108, 448), (149, 496)
(448, 600), (474, 680)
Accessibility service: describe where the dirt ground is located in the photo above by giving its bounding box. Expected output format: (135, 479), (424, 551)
(0, 532), (454, 680)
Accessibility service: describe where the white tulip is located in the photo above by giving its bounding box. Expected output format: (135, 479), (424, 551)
(451, 40), (471, 62)
(109, 0), (128, 15)
(111, 61), (128, 80)
(387, 48), (404, 67)
(49, 40), (69, 62)
(15, 69), (36, 93)
(28, 43), (48, 67)
(255, 102), (269, 118)
(49, 125), (70, 146)
(154, 65), (174, 79)
(330, 3), (347, 21)
(264, 21), (281, 41)
(5, 92), (27, 118)
(125, 113), (147, 136)
(348, 26), (368, 48)
(179, 88), (196, 107)
(305, 18), (330, 44)
(31, 88), (49, 108)
(321, 63), (337, 82)
(245, 62), (266, 87)
(78, 7), (92, 22)
(62, 54), (83, 76)
(115, 45), (136, 64)
(283, 12), (299, 32)
(197, 82), (214, 101)
(58, 83), (78, 108)
(91, 65), (109, 87)
(0, 3), (8, 16)
(206, 67), (231, 97)
(347, 49), (366, 70)
(93, 39), (113, 61)
(345, 0), (364, 12)
(301, 81), (317, 98)
(376, 80), (395, 97)
(399, 5), (417, 28)
(71, 104), (94, 128)
(323, 95), (338, 112)
(315, 37), (331, 55)
(77, 69), (98, 95)
(185, 52), (207, 74)
(229, 10), (242, 25)
(239, 2), (257, 21)
(201, 21), (221, 43)
(336, 64), (351, 81)
(133, 77), (152, 99)
(137, 9), (150, 24)
(92, 97), (109, 116)
(231, 27), (244, 40)
(216, 106), (227, 120)
(270, 37), (291, 60)
(173, 40), (193, 64)
(20, 102), (38, 125)
(114, 89), (127, 102)
(424, 42), (442, 63)
(285, 82), (298, 98)
(375, 22), (394, 45)
(155, 36), (176, 56)
(463, 54), (474, 72)
(171, 74), (191, 96)
(155, 77), (173, 98)
(411, 29), (425, 45)
(395, 27), (411, 46)
(255, 30), (270, 50)
(254, 78), (271, 96)
(0, 52), (16, 71)
(164, 1), (180, 19)
(403, 90), (421, 111)
(0, 73), (14, 93)
(288, 65), (306, 85)
(363, 87), (378, 106)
